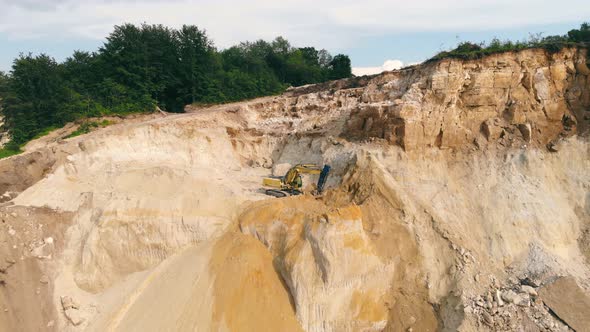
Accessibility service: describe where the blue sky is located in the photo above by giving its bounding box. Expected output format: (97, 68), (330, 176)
(0, 0), (588, 74)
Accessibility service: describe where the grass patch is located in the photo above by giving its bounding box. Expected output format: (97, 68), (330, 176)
(0, 120), (112, 159)
(30, 126), (59, 141)
(65, 119), (112, 139)
(0, 147), (21, 159)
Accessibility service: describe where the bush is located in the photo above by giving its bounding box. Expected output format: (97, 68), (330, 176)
(0, 147), (21, 159)
(65, 120), (112, 139)
(430, 22), (589, 62)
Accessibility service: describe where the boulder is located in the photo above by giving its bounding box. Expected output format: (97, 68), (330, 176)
(520, 285), (537, 296)
(539, 277), (590, 332)
(501, 290), (518, 303)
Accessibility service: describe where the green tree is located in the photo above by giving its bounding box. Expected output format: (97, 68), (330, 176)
(299, 47), (320, 66)
(97, 24), (155, 112)
(568, 22), (590, 42)
(0, 71), (9, 103)
(176, 25), (222, 106)
(318, 49), (332, 68)
(329, 54), (352, 79)
(140, 24), (180, 110)
(0, 71), (9, 133)
(62, 51), (105, 117)
(271, 37), (291, 55)
(284, 49), (321, 86)
(2, 54), (69, 143)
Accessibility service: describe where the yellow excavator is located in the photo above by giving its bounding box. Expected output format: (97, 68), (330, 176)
(262, 164), (331, 198)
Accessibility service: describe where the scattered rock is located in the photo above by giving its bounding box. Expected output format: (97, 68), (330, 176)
(501, 290), (518, 303)
(495, 289), (505, 306)
(61, 296), (79, 310)
(520, 285), (537, 296)
(515, 295), (530, 307)
(464, 305), (473, 314)
(31, 243), (53, 259)
(521, 276), (541, 288)
(64, 308), (85, 326)
(482, 310), (494, 326)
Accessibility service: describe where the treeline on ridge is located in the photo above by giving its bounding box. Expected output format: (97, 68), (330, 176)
(431, 22), (590, 61)
(0, 23), (352, 152)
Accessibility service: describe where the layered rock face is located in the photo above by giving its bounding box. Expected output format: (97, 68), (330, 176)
(354, 48), (590, 150)
(0, 48), (589, 332)
(211, 47), (589, 151)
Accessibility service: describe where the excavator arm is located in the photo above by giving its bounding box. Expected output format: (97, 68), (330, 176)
(262, 164), (331, 197)
(283, 164), (323, 188)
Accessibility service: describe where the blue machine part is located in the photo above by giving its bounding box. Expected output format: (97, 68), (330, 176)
(317, 165), (331, 193)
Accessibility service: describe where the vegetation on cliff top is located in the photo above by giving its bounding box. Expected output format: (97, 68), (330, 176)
(0, 24), (352, 153)
(430, 22), (590, 61)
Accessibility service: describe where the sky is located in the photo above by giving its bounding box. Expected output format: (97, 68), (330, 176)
(0, 0), (589, 75)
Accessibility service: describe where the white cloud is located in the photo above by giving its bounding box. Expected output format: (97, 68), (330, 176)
(353, 59), (406, 76)
(0, 0), (588, 50)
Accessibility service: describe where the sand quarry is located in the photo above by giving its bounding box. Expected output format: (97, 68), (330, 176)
(1, 48), (590, 331)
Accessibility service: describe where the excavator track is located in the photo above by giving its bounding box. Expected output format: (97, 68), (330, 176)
(265, 189), (288, 198)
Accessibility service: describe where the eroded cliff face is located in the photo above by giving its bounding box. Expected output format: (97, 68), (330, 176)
(345, 48), (590, 150)
(0, 48), (589, 332)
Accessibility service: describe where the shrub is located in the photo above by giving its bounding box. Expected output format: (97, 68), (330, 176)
(430, 22), (589, 62)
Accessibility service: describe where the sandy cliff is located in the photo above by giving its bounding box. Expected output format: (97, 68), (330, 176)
(1, 47), (589, 332)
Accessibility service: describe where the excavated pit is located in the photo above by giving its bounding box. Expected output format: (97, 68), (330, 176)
(1, 47), (590, 332)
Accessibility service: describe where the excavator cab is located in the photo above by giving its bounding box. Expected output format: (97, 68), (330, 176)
(262, 164), (331, 198)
